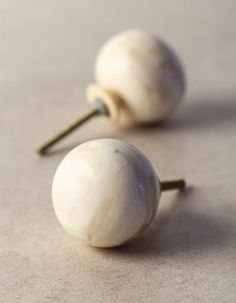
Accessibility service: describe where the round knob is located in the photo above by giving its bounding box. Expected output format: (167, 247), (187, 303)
(52, 139), (186, 247)
(52, 139), (161, 247)
(87, 29), (185, 125)
(37, 30), (186, 155)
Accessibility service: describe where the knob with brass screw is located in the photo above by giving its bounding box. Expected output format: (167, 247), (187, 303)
(52, 138), (186, 248)
(37, 29), (185, 155)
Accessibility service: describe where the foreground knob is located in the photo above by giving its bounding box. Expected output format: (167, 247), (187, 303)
(37, 29), (185, 155)
(52, 139), (185, 247)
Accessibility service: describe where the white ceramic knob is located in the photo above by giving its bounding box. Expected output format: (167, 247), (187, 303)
(52, 139), (161, 247)
(87, 29), (185, 126)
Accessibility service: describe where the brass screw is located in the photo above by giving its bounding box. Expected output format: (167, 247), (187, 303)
(161, 178), (186, 191)
(37, 100), (109, 155)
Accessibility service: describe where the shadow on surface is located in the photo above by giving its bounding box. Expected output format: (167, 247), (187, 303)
(168, 97), (236, 130)
(96, 187), (232, 259)
(121, 96), (236, 136)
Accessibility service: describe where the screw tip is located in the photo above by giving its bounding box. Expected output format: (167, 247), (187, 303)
(36, 146), (47, 156)
(180, 179), (186, 190)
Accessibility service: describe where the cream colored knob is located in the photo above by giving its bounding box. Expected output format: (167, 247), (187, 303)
(87, 29), (185, 126)
(52, 139), (185, 248)
(37, 30), (185, 155)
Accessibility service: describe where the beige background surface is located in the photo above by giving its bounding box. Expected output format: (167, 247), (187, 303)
(1, 1), (236, 302)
